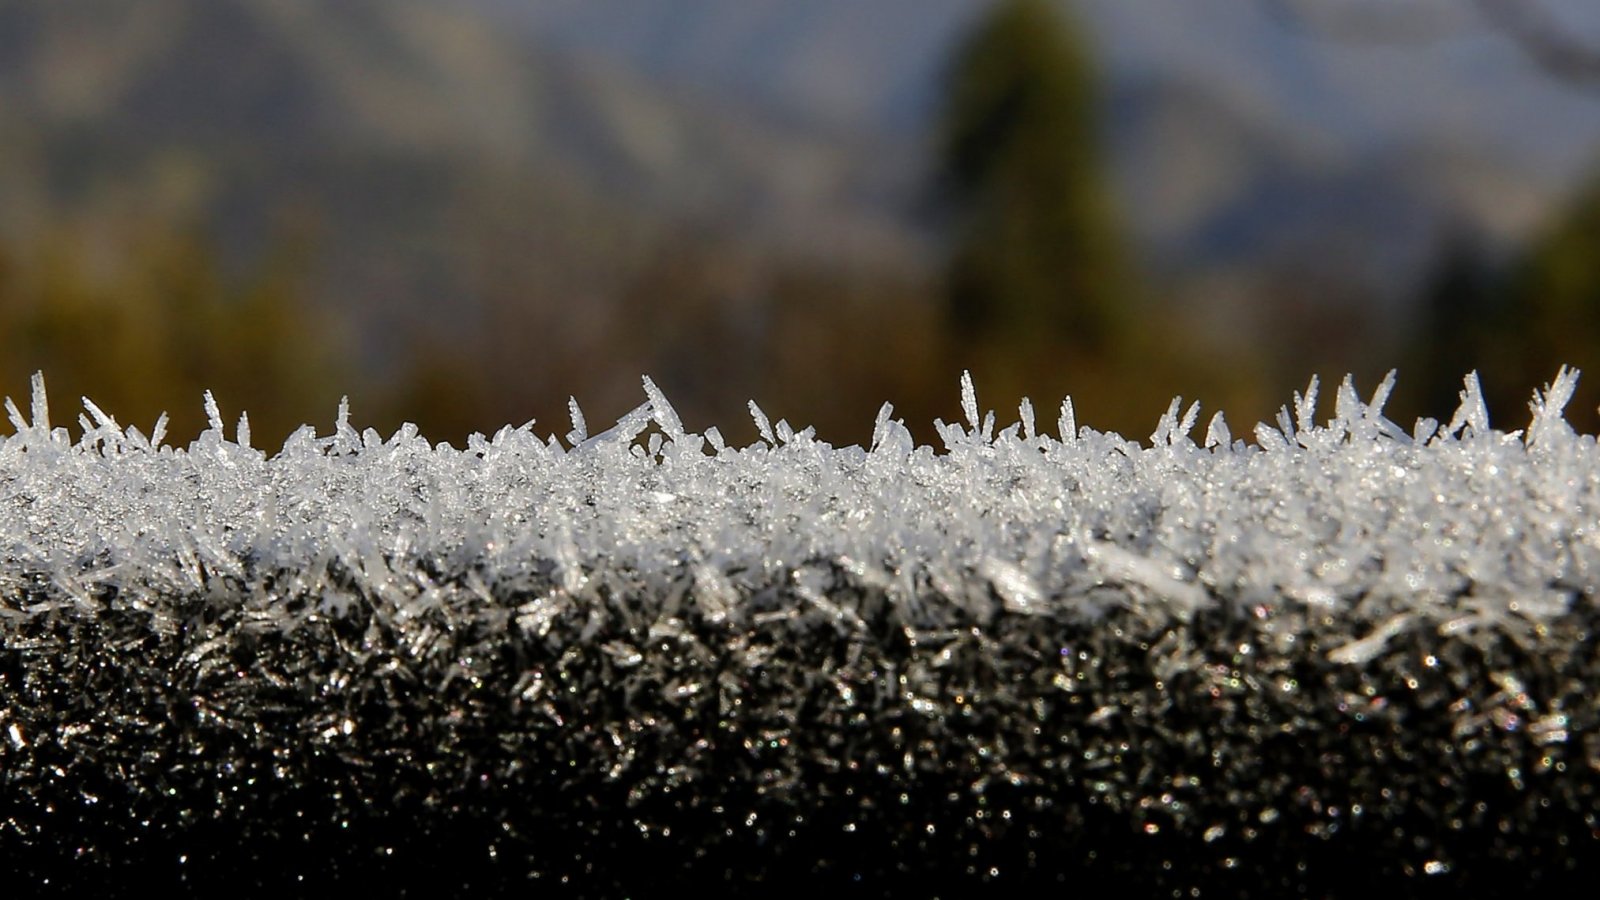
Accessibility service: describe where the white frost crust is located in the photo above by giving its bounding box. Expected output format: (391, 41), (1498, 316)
(2, 369), (1598, 664)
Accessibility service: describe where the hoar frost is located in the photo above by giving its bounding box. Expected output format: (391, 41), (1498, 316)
(2, 368), (1598, 893)
(2, 368), (1595, 652)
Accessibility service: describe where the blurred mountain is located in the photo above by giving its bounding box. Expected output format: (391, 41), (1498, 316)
(471, 0), (1600, 290)
(8, 0), (1599, 299)
(0, 0), (927, 346)
(467, 0), (978, 136)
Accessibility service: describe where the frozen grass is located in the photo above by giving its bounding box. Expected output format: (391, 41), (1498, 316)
(2, 368), (1598, 894)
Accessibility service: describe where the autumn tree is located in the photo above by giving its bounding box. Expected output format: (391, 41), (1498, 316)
(0, 224), (345, 444)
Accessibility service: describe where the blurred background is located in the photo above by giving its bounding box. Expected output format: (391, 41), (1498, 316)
(3, 0), (1600, 446)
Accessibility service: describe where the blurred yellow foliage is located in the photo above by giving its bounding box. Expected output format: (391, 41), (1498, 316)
(0, 224), (346, 445)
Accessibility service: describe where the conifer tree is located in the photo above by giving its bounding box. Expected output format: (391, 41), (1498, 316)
(1502, 169), (1600, 430)
(937, 0), (1131, 350)
(1409, 169), (1600, 431)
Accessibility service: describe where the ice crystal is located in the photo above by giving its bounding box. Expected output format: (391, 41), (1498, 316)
(5, 369), (1593, 641)
(2, 369), (1598, 894)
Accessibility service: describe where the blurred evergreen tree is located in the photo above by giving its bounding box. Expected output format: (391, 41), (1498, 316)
(937, 0), (1133, 351)
(1502, 169), (1600, 431)
(1411, 230), (1505, 419)
(1410, 169), (1600, 431)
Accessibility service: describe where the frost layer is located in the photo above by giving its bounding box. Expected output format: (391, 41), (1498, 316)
(2, 369), (1598, 893)
(3, 369), (1597, 645)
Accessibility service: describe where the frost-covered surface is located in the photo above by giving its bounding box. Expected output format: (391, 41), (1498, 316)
(3, 370), (1599, 894)
(5, 369), (1598, 637)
